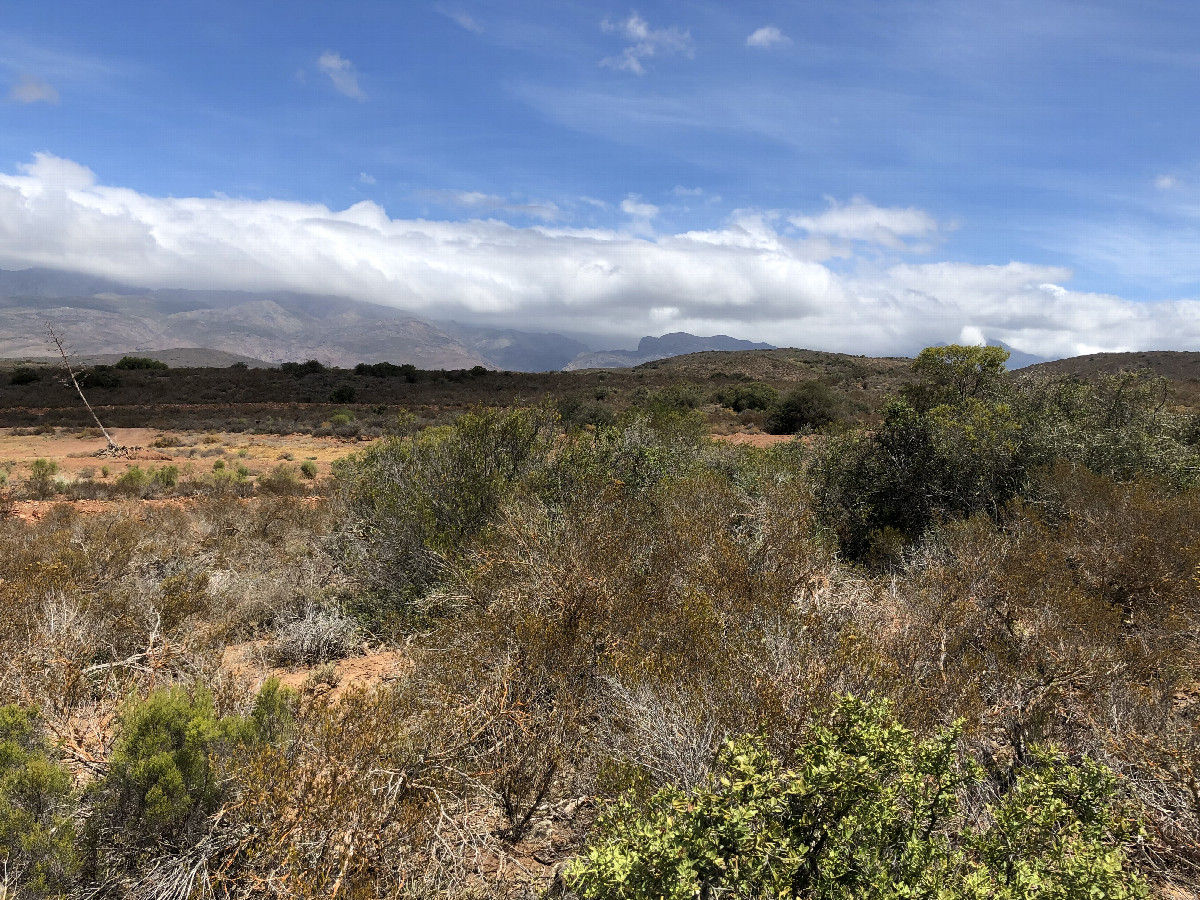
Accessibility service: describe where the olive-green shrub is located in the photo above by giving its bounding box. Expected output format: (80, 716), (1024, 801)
(336, 405), (558, 625)
(0, 704), (78, 897)
(87, 681), (293, 873)
(571, 695), (1146, 900)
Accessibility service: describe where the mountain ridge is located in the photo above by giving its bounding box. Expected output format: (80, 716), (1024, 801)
(0, 267), (582, 371)
(564, 332), (776, 370)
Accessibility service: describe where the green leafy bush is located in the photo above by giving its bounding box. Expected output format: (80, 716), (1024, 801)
(0, 705), (78, 896)
(257, 463), (306, 496)
(87, 682), (293, 870)
(79, 366), (121, 389)
(337, 404), (557, 624)
(8, 367), (40, 386)
(905, 344), (1010, 410)
(115, 356), (168, 370)
(571, 695), (1146, 900)
(636, 382), (705, 414)
(812, 347), (1200, 562)
(329, 384), (356, 404)
(713, 381), (779, 413)
(767, 381), (841, 434)
(280, 359), (326, 376)
(26, 458), (60, 500)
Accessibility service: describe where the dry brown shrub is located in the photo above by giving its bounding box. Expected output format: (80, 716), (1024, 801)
(855, 469), (1200, 891)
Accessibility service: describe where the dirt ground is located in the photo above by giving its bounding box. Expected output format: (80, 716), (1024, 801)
(1, 426), (798, 493)
(711, 432), (796, 448)
(0, 427), (364, 482)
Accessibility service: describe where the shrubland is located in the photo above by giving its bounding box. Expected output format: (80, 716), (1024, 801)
(0, 346), (1194, 898)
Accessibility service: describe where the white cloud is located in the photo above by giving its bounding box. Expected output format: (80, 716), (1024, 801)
(3, 153), (1200, 358)
(672, 185), (705, 197)
(620, 194), (659, 235)
(601, 13), (693, 75)
(423, 189), (561, 221)
(790, 196), (939, 250)
(620, 194), (659, 219)
(1155, 174), (1179, 190)
(448, 10), (483, 33)
(746, 26), (790, 49)
(317, 51), (366, 101)
(359, 172), (376, 185)
(8, 73), (59, 104)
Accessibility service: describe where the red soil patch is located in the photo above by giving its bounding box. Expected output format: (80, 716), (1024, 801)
(712, 432), (797, 448)
(221, 641), (410, 700)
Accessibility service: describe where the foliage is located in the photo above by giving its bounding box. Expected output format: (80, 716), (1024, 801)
(558, 396), (616, 428)
(9, 366), (40, 386)
(114, 356), (168, 370)
(968, 749), (1147, 900)
(329, 383), (356, 404)
(813, 348), (1200, 561)
(26, 458), (60, 500)
(78, 365), (121, 390)
(257, 463), (306, 496)
(87, 682), (293, 870)
(210, 687), (444, 900)
(906, 344), (1010, 409)
(571, 696), (1146, 900)
(337, 404), (558, 624)
(0, 348), (1195, 897)
(280, 359), (326, 376)
(767, 381), (841, 434)
(713, 381), (780, 413)
(354, 360), (419, 380)
(536, 410), (708, 501)
(0, 704), (78, 898)
(634, 382), (706, 414)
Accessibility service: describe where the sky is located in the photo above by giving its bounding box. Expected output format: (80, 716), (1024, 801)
(3, 1), (1200, 357)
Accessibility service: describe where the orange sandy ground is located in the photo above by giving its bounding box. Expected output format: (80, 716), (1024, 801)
(0, 426), (364, 500)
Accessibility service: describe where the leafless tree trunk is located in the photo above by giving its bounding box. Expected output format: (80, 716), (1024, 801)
(45, 321), (122, 453)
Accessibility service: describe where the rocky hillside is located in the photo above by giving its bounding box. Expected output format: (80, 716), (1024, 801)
(0, 267), (586, 371)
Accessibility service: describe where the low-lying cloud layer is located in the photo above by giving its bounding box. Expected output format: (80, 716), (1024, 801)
(3, 153), (1199, 358)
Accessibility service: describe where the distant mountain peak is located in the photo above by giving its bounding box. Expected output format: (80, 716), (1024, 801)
(564, 332), (776, 371)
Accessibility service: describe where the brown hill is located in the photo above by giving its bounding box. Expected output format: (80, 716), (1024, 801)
(1020, 350), (1200, 381)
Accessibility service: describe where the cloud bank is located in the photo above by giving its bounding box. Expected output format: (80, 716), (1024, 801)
(2, 153), (1199, 358)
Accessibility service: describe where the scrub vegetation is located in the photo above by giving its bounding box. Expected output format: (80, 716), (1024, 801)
(0, 346), (1195, 898)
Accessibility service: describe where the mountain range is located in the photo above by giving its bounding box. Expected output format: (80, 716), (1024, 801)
(0, 267), (783, 372)
(563, 332), (776, 370)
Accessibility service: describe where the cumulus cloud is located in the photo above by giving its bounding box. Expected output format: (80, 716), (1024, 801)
(359, 172), (376, 185)
(790, 196), (939, 250)
(317, 51), (366, 101)
(746, 26), (790, 49)
(8, 73), (59, 104)
(1155, 174), (1179, 190)
(2, 153), (1199, 358)
(601, 13), (693, 75)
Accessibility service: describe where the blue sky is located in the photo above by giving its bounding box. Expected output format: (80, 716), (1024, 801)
(3, 1), (1200, 356)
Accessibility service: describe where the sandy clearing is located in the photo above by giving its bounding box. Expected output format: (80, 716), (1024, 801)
(711, 432), (797, 448)
(0, 427), (366, 482)
(222, 641), (410, 701)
